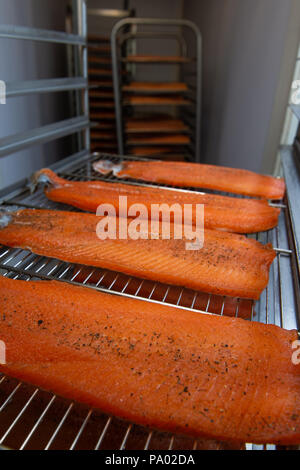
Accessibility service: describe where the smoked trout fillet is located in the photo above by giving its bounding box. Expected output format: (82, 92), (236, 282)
(32, 169), (280, 234)
(93, 159), (286, 200)
(0, 276), (299, 444)
(0, 209), (276, 300)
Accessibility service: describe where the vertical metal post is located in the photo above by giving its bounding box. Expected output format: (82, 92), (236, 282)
(80, 0), (90, 152)
(72, 0), (82, 150)
(194, 30), (202, 163)
(111, 23), (124, 155)
(73, 0), (89, 152)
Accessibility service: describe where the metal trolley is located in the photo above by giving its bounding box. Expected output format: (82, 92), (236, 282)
(111, 18), (202, 162)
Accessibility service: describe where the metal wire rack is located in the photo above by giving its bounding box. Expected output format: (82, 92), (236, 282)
(111, 18), (202, 162)
(0, 151), (299, 450)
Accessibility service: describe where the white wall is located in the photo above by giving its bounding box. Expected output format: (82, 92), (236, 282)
(0, 0), (72, 189)
(183, 0), (300, 173)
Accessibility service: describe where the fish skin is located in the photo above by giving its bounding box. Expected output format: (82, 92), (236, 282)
(0, 209), (276, 300)
(0, 276), (299, 444)
(94, 160), (286, 200)
(34, 169), (280, 234)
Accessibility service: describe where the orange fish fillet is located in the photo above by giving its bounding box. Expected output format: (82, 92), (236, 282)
(32, 169), (280, 234)
(0, 209), (275, 300)
(93, 159), (286, 200)
(0, 276), (299, 444)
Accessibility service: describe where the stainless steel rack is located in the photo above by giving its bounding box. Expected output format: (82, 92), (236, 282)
(0, 149), (299, 450)
(111, 18), (202, 162)
(0, 0), (90, 163)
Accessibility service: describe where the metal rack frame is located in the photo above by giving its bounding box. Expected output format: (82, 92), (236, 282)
(111, 18), (202, 161)
(0, 148), (299, 449)
(86, 6), (135, 154)
(0, 150), (298, 450)
(0, 0), (90, 162)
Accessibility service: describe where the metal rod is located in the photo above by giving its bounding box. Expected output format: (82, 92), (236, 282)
(94, 417), (112, 450)
(44, 403), (74, 450)
(0, 382), (22, 412)
(274, 247), (292, 255)
(69, 409), (93, 450)
(144, 431), (153, 450)
(269, 203), (287, 209)
(0, 116), (90, 158)
(6, 78), (88, 98)
(0, 375), (6, 386)
(111, 23), (123, 155)
(19, 395), (56, 450)
(0, 24), (85, 45)
(0, 388), (39, 445)
(281, 149), (300, 275)
(168, 436), (174, 450)
(120, 424), (132, 450)
(190, 293), (198, 309)
(80, 0), (90, 152)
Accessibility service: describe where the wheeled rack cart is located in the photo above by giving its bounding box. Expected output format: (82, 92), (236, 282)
(111, 18), (202, 162)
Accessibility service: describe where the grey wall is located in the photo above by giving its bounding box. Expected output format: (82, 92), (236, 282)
(183, 0), (300, 173)
(0, 0), (72, 190)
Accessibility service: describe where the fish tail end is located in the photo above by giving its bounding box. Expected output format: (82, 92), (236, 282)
(29, 168), (62, 194)
(93, 160), (124, 177)
(0, 211), (12, 229)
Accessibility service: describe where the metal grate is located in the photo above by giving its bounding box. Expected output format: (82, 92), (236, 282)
(0, 153), (298, 450)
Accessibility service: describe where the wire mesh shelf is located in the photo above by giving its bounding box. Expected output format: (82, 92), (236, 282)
(0, 152), (298, 450)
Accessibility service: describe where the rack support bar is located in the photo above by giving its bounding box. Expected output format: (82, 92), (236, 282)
(0, 116), (90, 158)
(6, 78), (88, 98)
(0, 24), (86, 45)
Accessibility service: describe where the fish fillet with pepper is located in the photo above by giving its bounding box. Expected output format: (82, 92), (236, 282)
(31, 169), (280, 234)
(0, 276), (299, 444)
(93, 159), (285, 200)
(0, 209), (275, 299)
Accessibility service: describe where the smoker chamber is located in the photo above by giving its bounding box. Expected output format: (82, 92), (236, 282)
(0, 150), (299, 450)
